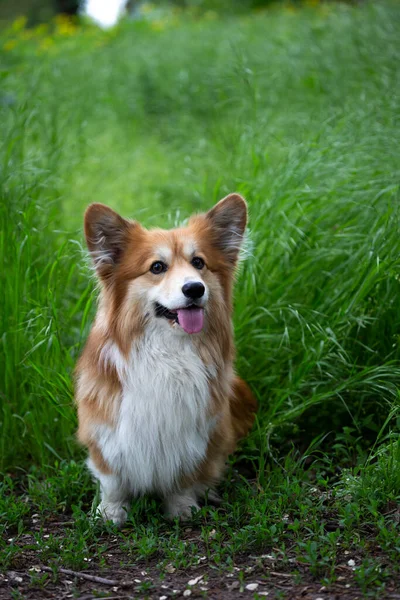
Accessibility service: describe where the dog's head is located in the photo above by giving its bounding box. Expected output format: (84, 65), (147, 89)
(84, 194), (247, 345)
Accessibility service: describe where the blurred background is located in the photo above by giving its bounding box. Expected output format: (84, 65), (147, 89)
(0, 0), (325, 26)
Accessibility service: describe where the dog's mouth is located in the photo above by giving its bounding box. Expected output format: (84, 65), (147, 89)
(155, 302), (204, 334)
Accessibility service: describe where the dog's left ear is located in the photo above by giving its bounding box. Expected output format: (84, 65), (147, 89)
(84, 203), (131, 280)
(206, 193), (247, 264)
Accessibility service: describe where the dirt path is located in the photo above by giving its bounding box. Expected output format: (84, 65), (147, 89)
(2, 522), (400, 600)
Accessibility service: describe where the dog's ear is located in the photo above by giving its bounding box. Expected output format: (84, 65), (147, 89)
(206, 193), (247, 264)
(84, 203), (131, 279)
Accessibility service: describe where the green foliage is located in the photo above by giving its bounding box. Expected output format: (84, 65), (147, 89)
(1, 455), (399, 591)
(1, 8), (400, 587)
(1, 1), (399, 472)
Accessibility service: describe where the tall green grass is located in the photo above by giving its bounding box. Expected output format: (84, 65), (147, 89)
(1, 1), (399, 472)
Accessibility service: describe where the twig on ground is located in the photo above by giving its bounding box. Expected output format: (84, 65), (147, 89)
(40, 565), (127, 586)
(77, 596), (133, 600)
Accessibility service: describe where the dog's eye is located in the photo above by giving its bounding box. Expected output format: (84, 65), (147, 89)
(150, 261), (167, 274)
(191, 256), (205, 270)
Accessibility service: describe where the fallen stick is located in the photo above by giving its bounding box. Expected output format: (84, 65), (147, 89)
(40, 565), (122, 586)
(76, 597), (131, 600)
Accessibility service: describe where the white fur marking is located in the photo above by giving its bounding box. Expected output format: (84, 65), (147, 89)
(89, 458), (129, 525)
(91, 325), (214, 496)
(155, 246), (173, 264)
(183, 240), (196, 259)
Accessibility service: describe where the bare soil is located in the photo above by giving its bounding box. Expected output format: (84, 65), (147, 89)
(2, 519), (400, 600)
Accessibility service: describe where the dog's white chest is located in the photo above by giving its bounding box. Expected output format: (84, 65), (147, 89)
(98, 331), (213, 494)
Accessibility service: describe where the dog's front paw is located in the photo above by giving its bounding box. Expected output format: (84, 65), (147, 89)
(194, 484), (222, 506)
(164, 491), (200, 521)
(97, 501), (128, 526)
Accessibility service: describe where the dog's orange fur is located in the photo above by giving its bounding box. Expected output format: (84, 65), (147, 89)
(75, 194), (257, 520)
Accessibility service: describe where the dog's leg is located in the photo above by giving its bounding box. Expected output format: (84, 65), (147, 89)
(90, 462), (130, 525)
(193, 483), (222, 506)
(164, 488), (200, 520)
(97, 472), (129, 525)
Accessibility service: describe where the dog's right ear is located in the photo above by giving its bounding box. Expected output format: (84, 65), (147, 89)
(84, 203), (131, 279)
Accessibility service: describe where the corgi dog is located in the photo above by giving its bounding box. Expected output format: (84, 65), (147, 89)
(75, 193), (257, 524)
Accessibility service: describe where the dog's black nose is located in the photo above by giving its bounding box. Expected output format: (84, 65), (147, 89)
(182, 281), (205, 299)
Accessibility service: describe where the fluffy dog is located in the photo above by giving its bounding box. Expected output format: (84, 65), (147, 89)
(75, 193), (257, 524)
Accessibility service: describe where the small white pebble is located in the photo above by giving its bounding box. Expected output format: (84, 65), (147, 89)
(198, 556), (206, 562)
(43, 534), (50, 539)
(183, 591), (191, 597)
(188, 575), (203, 586)
(345, 584), (351, 588)
(65, 580), (73, 585)
(134, 578), (141, 583)
(246, 583), (259, 591)
(14, 577), (23, 583)
(160, 596), (167, 600)
(161, 585), (168, 589)
(166, 564), (176, 573)
(347, 559), (356, 567)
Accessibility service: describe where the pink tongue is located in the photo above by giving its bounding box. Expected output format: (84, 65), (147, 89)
(177, 307), (204, 334)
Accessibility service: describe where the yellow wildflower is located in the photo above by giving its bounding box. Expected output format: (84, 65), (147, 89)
(33, 23), (49, 38)
(150, 19), (166, 32)
(141, 2), (156, 14)
(3, 39), (17, 52)
(54, 14), (77, 36)
(283, 4), (297, 15)
(38, 37), (55, 52)
(11, 16), (27, 32)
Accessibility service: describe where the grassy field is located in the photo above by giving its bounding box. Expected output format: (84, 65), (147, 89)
(1, 2), (400, 598)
